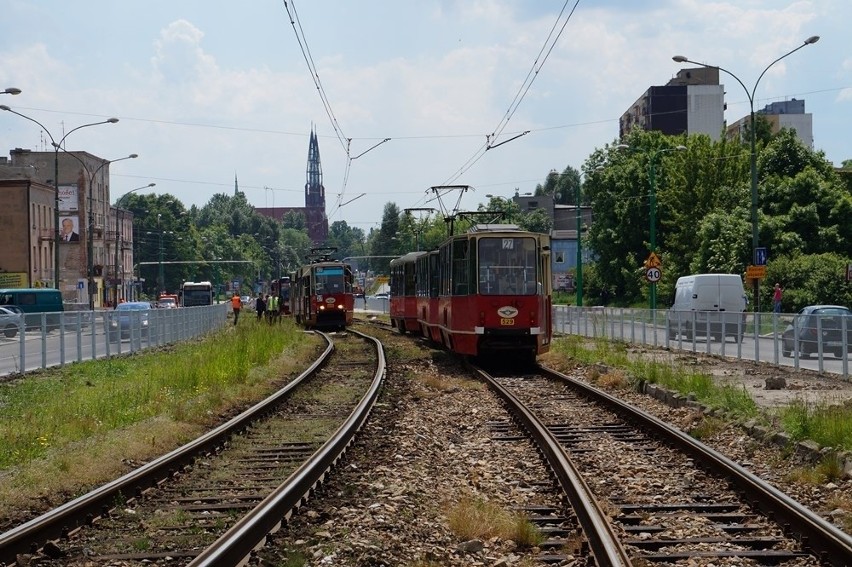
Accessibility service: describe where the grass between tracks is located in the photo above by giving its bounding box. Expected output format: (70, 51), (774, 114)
(0, 317), (318, 517)
(546, 335), (852, 455)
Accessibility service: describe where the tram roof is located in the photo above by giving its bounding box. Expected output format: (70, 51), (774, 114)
(390, 251), (427, 265)
(467, 223), (522, 233)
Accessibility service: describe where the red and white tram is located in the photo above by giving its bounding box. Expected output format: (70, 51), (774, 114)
(291, 250), (354, 330)
(391, 224), (551, 360)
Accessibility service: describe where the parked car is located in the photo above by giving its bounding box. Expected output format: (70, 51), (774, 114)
(108, 301), (152, 342)
(782, 305), (852, 358)
(0, 305), (23, 338)
(374, 292), (390, 300)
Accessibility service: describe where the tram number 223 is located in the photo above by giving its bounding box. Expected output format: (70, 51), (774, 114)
(500, 318), (515, 326)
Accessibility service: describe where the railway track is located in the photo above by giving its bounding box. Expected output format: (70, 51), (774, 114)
(0, 329), (386, 567)
(471, 362), (852, 566)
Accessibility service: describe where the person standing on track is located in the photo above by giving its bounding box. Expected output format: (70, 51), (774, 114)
(230, 293), (242, 325)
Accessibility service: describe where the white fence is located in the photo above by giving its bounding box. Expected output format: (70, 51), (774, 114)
(553, 306), (850, 380)
(0, 304), (228, 377)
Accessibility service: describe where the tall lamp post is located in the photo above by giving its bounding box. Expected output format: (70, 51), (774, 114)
(115, 183), (156, 303)
(0, 105), (118, 289)
(616, 144), (687, 311)
(2, 88), (21, 95)
(673, 35), (819, 310)
(61, 151), (138, 309)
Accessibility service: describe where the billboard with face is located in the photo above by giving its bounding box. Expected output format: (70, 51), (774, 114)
(60, 215), (80, 243)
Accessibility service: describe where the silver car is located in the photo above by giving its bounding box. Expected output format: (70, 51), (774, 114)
(0, 305), (24, 338)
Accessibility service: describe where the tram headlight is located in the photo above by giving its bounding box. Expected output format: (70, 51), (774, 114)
(319, 305), (326, 311)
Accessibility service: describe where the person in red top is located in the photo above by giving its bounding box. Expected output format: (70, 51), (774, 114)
(230, 293), (242, 325)
(773, 283), (783, 314)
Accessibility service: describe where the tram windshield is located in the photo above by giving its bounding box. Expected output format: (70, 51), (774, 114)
(478, 237), (539, 295)
(314, 266), (349, 294)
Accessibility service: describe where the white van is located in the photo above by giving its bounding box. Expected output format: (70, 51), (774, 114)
(666, 274), (747, 343)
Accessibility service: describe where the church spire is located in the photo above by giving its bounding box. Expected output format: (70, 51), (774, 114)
(305, 126), (324, 209)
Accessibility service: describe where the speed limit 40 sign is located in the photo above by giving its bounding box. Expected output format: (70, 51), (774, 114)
(646, 267), (661, 282)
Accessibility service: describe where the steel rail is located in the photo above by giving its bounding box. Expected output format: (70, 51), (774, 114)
(0, 334), (335, 564)
(538, 364), (852, 566)
(469, 364), (633, 567)
(188, 328), (386, 566)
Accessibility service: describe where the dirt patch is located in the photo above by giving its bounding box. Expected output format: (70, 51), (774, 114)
(626, 346), (852, 409)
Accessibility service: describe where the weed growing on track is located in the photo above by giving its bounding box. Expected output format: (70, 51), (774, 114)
(0, 318), (318, 518)
(445, 495), (543, 547)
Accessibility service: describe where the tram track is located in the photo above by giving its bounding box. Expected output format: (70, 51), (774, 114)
(471, 362), (852, 566)
(0, 329), (386, 567)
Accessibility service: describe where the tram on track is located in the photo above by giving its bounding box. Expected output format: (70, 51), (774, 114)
(291, 248), (355, 330)
(390, 224), (552, 361)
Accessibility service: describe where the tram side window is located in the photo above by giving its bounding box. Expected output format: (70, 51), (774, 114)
(439, 245), (451, 296)
(452, 239), (470, 296)
(478, 237), (538, 295)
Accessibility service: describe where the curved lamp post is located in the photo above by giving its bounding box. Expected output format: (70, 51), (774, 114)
(61, 151), (138, 309)
(115, 183), (156, 303)
(673, 35), (819, 310)
(0, 105), (118, 289)
(617, 143), (687, 311)
(2, 88), (21, 95)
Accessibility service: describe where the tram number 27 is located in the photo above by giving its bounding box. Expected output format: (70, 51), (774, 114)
(500, 318), (515, 326)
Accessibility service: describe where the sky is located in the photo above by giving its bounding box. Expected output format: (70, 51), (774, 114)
(1, 1), (850, 234)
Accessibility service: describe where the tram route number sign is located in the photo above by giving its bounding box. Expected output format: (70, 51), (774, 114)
(646, 267), (661, 283)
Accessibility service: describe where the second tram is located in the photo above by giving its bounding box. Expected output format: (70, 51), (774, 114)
(291, 250), (354, 330)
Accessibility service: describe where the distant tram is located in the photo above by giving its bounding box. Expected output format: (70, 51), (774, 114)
(291, 248), (354, 330)
(270, 276), (291, 315)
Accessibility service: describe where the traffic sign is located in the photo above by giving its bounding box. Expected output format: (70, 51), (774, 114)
(646, 267), (661, 282)
(754, 247), (767, 266)
(645, 252), (662, 269)
(746, 265), (766, 279)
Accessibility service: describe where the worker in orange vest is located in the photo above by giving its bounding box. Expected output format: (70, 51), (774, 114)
(230, 293), (242, 325)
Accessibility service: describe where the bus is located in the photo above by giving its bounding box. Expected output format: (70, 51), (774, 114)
(179, 281), (214, 307)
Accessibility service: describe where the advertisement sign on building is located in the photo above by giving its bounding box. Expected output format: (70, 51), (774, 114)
(58, 184), (79, 212)
(59, 215), (81, 242)
(0, 272), (28, 288)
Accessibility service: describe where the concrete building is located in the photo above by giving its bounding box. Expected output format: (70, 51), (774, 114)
(0, 177), (55, 289)
(620, 67), (725, 141)
(726, 99), (813, 148)
(0, 149), (120, 304)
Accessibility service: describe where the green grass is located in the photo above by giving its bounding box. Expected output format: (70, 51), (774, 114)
(0, 317), (310, 470)
(550, 335), (852, 451)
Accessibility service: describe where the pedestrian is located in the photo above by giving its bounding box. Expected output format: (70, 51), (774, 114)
(773, 283), (783, 314)
(256, 293), (266, 321)
(230, 292), (242, 325)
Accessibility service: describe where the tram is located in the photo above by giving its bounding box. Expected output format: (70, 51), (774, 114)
(270, 276), (292, 315)
(391, 224), (551, 360)
(389, 251), (426, 334)
(291, 248), (354, 330)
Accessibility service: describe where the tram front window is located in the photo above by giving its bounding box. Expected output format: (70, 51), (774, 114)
(315, 266), (346, 294)
(478, 237), (538, 295)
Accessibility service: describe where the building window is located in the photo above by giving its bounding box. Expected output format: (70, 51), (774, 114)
(555, 252), (565, 264)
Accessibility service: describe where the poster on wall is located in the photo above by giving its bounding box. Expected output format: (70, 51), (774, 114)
(60, 215), (81, 242)
(0, 272), (28, 288)
(58, 184), (79, 212)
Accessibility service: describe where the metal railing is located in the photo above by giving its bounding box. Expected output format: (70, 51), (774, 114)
(0, 304), (228, 377)
(553, 306), (850, 380)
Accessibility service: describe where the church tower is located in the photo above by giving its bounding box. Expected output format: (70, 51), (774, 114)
(305, 127), (325, 209)
(303, 126), (328, 242)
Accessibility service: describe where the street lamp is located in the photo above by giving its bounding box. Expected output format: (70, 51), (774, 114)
(60, 151), (138, 309)
(2, 88), (21, 95)
(115, 183), (156, 303)
(0, 105), (118, 289)
(617, 143), (687, 311)
(673, 35), (819, 310)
